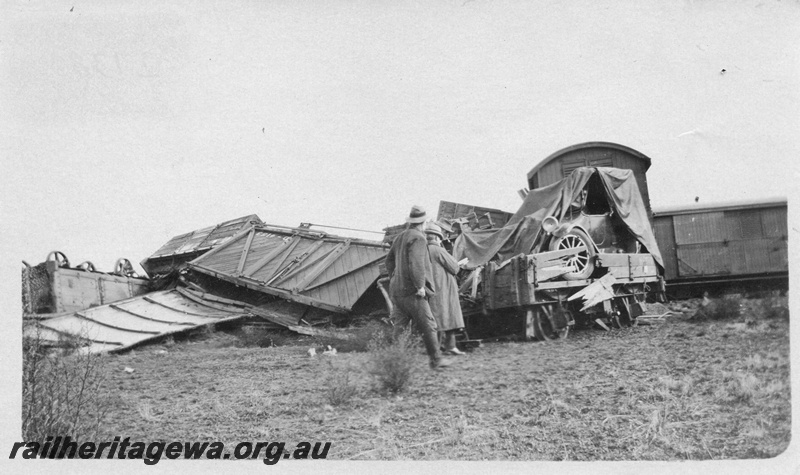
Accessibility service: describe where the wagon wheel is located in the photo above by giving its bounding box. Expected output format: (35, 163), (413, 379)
(524, 308), (550, 341)
(551, 306), (572, 339)
(46, 251), (70, 268)
(527, 306), (571, 341)
(616, 297), (633, 327)
(541, 305), (572, 339)
(76, 261), (97, 272)
(548, 228), (596, 281)
(610, 311), (622, 329)
(113, 258), (137, 277)
(535, 309), (555, 342)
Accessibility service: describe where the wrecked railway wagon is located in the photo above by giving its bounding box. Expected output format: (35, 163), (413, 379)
(22, 251), (150, 316)
(181, 223), (391, 321)
(452, 166), (665, 341)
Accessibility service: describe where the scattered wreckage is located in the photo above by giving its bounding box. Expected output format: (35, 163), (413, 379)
(23, 142), (667, 352)
(23, 221), (390, 353)
(443, 166), (665, 341)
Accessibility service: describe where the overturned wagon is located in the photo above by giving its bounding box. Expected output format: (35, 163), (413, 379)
(452, 166), (665, 341)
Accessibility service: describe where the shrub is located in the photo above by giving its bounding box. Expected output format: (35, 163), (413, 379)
(758, 294), (789, 320)
(692, 295), (743, 321)
(367, 326), (419, 395)
(22, 325), (110, 444)
(323, 362), (360, 406)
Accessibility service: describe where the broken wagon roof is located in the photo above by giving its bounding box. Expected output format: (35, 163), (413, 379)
(187, 223), (389, 314)
(141, 214), (263, 276)
(24, 288), (253, 353)
(145, 214), (263, 260)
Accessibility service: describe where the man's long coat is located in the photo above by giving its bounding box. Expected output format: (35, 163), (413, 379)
(427, 243), (465, 331)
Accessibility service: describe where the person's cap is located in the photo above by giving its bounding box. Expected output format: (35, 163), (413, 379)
(405, 205), (427, 223)
(424, 222), (444, 239)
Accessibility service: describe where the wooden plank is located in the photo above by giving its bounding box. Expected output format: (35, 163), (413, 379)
(74, 311), (161, 335)
(604, 266), (659, 279)
(615, 265), (658, 278)
(243, 235), (299, 278)
(337, 249), (356, 306)
(293, 247), (384, 292)
(268, 239), (327, 286)
(535, 278), (592, 290)
(249, 306), (356, 340)
(189, 225), (254, 265)
(567, 273), (617, 311)
(236, 228), (257, 275)
(535, 266), (573, 282)
(143, 295), (213, 316)
(260, 237), (302, 281)
(109, 304), (196, 326)
(596, 253), (656, 267)
(293, 241), (350, 292)
(178, 288), (251, 308)
(188, 264), (351, 313)
(32, 323), (124, 347)
(350, 247), (369, 303)
(530, 246), (588, 267)
(527, 257), (536, 287)
(174, 287), (253, 314)
(319, 253), (343, 306)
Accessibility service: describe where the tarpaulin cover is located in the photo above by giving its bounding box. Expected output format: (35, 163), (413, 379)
(452, 167), (664, 269)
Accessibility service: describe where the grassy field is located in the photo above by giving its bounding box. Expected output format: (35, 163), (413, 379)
(86, 295), (790, 461)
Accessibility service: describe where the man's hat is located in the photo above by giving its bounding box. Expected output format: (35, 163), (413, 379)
(405, 205), (427, 224)
(424, 222), (444, 239)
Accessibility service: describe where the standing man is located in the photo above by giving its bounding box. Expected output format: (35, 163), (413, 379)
(385, 205), (453, 369)
(425, 222), (466, 356)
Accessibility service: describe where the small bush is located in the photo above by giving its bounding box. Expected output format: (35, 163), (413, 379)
(692, 295), (743, 321)
(758, 295), (789, 320)
(22, 325), (110, 444)
(323, 362), (360, 406)
(367, 326), (419, 395)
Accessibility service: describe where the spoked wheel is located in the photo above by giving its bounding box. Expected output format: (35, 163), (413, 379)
(46, 251), (70, 268)
(524, 306), (572, 342)
(113, 258), (138, 277)
(76, 261), (97, 272)
(616, 297), (634, 327)
(535, 309), (555, 341)
(548, 228), (596, 280)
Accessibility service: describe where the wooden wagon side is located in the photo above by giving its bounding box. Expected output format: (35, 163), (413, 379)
(479, 249), (665, 340)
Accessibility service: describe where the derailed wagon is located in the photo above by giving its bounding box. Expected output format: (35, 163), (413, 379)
(451, 166), (666, 341)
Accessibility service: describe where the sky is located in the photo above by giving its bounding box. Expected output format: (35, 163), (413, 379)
(2, 0), (799, 277)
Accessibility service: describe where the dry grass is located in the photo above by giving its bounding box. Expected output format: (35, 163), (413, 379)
(84, 295), (789, 461)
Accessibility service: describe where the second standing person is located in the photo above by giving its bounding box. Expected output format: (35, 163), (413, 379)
(425, 222), (466, 356)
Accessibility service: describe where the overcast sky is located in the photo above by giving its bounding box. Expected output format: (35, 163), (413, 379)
(2, 0), (799, 278)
